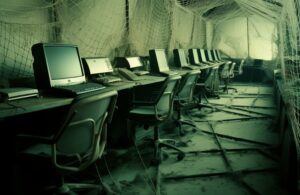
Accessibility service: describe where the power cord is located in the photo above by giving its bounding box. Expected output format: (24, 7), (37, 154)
(133, 140), (156, 193)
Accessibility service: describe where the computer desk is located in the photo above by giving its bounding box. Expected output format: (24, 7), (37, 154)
(0, 96), (73, 119)
(0, 74), (166, 120)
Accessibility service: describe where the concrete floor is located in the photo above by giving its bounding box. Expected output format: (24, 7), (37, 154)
(92, 83), (289, 195)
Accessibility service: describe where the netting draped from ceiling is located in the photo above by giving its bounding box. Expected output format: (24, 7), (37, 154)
(0, 0), (282, 80)
(1, 0), (300, 143)
(280, 0), (300, 149)
(0, 0), (207, 80)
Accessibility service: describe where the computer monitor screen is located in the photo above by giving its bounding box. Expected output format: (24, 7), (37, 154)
(216, 50), (221, 60)
(178, 49), (188, 66)
(198, 49), (207, 62)
(84, 57), (113, 74)
(45, 46), (83, 79)
(126, 57), (143, 68)
(212, 50), (219, 60)
(192, 49), (200, 64)
(149, 49), (170, 72)
(205, 50), (213, 61)
(32, 43), (86, 88)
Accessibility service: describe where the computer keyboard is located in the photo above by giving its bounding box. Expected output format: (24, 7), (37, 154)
(182, 66), (198, 70)
(117, 68), (143, 81)
(53, 82), (106, 96)
(133, 70), (150, 76)
(93, 75), (122, 84)
(160, 71), (179, 76)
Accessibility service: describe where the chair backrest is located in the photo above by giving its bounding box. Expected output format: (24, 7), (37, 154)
(175, 70), (200, 105)
(229, 62), (236, 78)
(155, 75), (181, 120)
(238, 59), (245, 75)
(53, 90), (117, 172)
(221, 62), (230, 79)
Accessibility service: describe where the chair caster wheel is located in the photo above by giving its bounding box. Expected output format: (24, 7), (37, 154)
(179, 130), (186, 136)
(151, 158), (161, 166)
(177, 153), (185, 161)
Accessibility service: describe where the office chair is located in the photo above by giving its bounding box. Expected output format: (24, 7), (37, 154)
(234, 59), (245, 76)
(173, 70), (201, 135)
(220, 61), (237, 93)
(17, 90), (118, 194)
(128, 75), (184, 165)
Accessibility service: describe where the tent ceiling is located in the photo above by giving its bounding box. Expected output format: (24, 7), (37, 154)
(176, 0), (282, 22)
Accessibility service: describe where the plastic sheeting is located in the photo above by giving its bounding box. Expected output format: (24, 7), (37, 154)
(212, 15), (278, 60)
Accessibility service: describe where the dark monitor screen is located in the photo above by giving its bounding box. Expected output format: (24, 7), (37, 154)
(83, 57), (113, 74)
(205, 50), (213, 61)
(191, 49), (200, 64)
(149, 49), (170, 72)
(177, 49), (188, 66)
(212, 50), (219, 60)
(198, 49), (207, 62)
(126, 57), (143, 68)
(45, 46), (83, 79)
(216, 50), (221, 60)
(32, 43), (86, 88)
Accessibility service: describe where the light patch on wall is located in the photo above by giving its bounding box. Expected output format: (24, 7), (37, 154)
(212, 15), (278, 60)
(213, 17), (248, 58)
(248, 15), (278, 60)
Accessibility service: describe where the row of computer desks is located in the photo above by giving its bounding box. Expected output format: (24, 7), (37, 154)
(1, 43), (231, 193)
(1, 45), (229, 146)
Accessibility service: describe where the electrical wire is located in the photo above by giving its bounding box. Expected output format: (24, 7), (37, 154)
(133, 140), (156, 193)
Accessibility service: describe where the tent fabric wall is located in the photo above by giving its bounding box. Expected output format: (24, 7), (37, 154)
(280, 0), (300, 148)
(129, 0), (173, 56)
(0, 0), (51, 80)
(57, 0), (126, 58)
(212, 17), (248, 58)
(0, 0), (207, 80)
(211, 15), (278, 60)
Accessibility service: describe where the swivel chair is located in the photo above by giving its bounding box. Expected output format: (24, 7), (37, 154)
(17, 90), (118, 194)
(234, 59), (245, 76)
(128, 75), (184, 164)
(220, 61), (237, 93)
(173, 70), (201, 135)
(220, 59), (245, 94)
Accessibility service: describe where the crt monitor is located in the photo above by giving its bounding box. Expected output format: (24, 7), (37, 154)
(82, 57), (113, 75)
(188, 49), (200, 65)
(114, 56), (143, 69)
(198, 49), (208, 63)
(216, 50), (222, 60)
(126, 57), (143, 68)
(173, 49), (188, 67)
(32, 43), (86, 89)
(205, 49), (213, 61)
(212, 50), (219, 61)
(149, 49), (170, 73)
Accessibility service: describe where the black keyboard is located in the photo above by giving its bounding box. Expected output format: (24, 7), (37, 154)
(93, 76), (122, 84)
(53, 82), (106, 96)
(181, 66), (198, 70)
(160, 71), (179, 76)
(133, 70), (150, 76)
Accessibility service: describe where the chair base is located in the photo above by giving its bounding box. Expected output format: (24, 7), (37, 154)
(151, 126), (185, 165)
(220, 86), (238, 94)
(175, 119), (197, 136)
(46, 182), (103, 195)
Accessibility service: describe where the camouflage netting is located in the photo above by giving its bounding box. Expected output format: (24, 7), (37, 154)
(1, 0), (299, 145)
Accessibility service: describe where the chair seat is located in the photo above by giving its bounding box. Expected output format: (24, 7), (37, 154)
(129, 106), (156, 116)
(23, 143), (52, 156)
(22, 144), (83, 168)
(129, 106), (168, 124)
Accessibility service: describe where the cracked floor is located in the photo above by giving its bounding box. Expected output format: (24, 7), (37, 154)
(90, 83), (289, 195)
